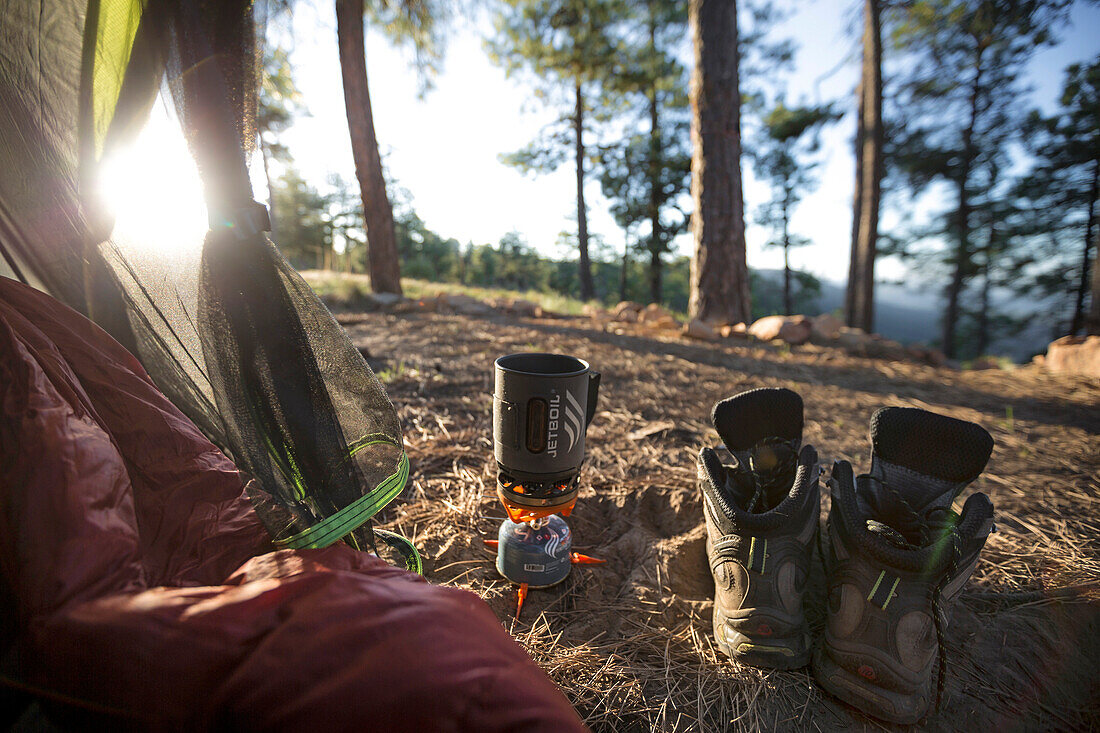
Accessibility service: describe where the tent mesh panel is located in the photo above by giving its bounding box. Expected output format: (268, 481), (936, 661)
(0, 0), (411, 556)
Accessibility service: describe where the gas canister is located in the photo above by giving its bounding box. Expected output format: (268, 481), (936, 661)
(496, 515), (572, 588)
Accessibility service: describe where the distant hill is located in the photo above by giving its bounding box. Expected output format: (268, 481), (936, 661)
(753, 269), (1053, 362)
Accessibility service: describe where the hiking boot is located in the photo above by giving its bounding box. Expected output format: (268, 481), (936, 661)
(698, 388), (821, 669)
(813, 407), (996, 724)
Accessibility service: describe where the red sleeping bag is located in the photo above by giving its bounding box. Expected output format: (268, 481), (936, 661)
(0, 277), (585, 731)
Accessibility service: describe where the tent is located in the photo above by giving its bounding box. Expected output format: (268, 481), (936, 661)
(0, 1), (584, 728)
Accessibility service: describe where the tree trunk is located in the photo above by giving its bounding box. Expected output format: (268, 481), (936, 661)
(846, 0), (882, 333)
(647, 13), (663, 306)
(976, 217), (997, 356)
(782, 202), (791, 315)
(783, 246), (791, 316)
(336, 0), (402, 294)
(943, 196), (971, 359)
(942, 47), (983, 359)
(976, 263), (991, 356)
(649, 248), (662, 305)
(648, 85), (663, 304)
(619, 229), (630, 302)
(574, 81), (595, 301)
(846, 76), (865, 326)
(1071, 158), (1098, 335)
(1088, 220), (1100, 335)
(688, 0), (751, 325)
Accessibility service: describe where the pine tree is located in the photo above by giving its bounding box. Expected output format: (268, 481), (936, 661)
(487, 0), (622, 302)
(888, 0), (1071, 358)
(335, 0), (445, 295)
(1015, 58), (1100, 336)
(751, 101), (839, 315)
(845, 0), (884, 333)
(602, 0), (691, 305)
(258, 46), (305, 243)
(688, 0), (751, 325)
(271, 167), (331, 270)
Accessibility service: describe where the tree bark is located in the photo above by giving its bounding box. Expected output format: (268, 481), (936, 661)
(647, 12), (663, 305)
(574, 81), (595, 301)
(845, 0), (882, 332)
(976, 263), (991, 356)
(619, 229), (630, 302)
(846, 76), (865, 326)
(942, 45), (984, 359)
(976, 245), (992, 356)
(1071, 158), (1098, 335)
(782, 195), (791, 315)
(1088, 220), (1100, 335)
(648, 85), (663, 304)
(688, 0), (751, 325)
(336, 0), (402, 294)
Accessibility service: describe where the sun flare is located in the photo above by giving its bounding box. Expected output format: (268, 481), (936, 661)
(97, 105), (209, 257)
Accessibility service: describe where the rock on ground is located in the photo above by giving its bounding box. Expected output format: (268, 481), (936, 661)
(505, 298), (542, 318)
(437, 293), (493, 316)
(719, 323), (748, 339)
(639, 303), (673, 324)
(612, 301), (644, 322)
(682, 319), (719, 341)
(748, 315), (812, 345)
(1046, 335), (1100, 379)
(369, 292), (404, 308)
(811, 313), (845, 341)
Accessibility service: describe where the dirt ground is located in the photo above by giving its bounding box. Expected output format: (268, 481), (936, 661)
(341, 307), (1100, 732)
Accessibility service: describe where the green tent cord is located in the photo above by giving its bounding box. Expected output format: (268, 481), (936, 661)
(375, 529), (423, 575)
(274, 450), (420, 573)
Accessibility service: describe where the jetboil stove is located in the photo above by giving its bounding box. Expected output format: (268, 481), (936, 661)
(486, 354), (604, 617)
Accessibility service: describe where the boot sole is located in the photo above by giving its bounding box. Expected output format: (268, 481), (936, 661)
(812, 644), (929, 725)
(713, 608), (811, 670)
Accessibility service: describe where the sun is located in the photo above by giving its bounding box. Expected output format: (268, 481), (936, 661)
(97, 103), (209, 257)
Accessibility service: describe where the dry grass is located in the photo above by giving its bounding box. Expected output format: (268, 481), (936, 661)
(301, 270), (597, 316)
(344, 307), (1100, 732)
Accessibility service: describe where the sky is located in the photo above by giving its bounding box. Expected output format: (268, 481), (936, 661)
(107, 0), (1100, 287)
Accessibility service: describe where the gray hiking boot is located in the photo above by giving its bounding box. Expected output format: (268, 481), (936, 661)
(698, 388), (821, 669)
(813, 407), (996, 724)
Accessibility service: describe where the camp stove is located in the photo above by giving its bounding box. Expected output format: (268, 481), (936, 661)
(486, 354), (604, 617)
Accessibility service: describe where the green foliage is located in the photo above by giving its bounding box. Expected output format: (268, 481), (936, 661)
(487, 0), (624, 178)
(272, 167), (331, 269)
(885, 0), (1073, 357)
(1006, 57), (1100, 334)
(752, 100), (839, 221)
(594, 0), (691, 303)
(486, 0), (627, 300)
(487, 0), (623, 88)
(366, 0), (449, 93)
(750, 99), (839, 314)
(736, 1), (798, 118)
(258, 46), (305, 163)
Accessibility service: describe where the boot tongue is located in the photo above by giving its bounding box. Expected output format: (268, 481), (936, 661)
(859, 407), (994, 544)
(712, 388), (803, 512)
(747, 438), (800, 511)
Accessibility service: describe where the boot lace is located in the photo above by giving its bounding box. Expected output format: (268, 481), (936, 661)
(863, 475), (960, 713)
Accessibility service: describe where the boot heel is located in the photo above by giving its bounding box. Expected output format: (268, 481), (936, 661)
(714, 610), (810, 669)
(813, 645), (928, 724)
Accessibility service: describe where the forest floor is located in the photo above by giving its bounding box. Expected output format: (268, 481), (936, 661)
(339, 305), (1100, 732)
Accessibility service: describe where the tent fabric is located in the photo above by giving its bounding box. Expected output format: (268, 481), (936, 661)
(0, 277), (586, 731)
(2, 0), (419, 556)
(0, 0), (165, 303)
